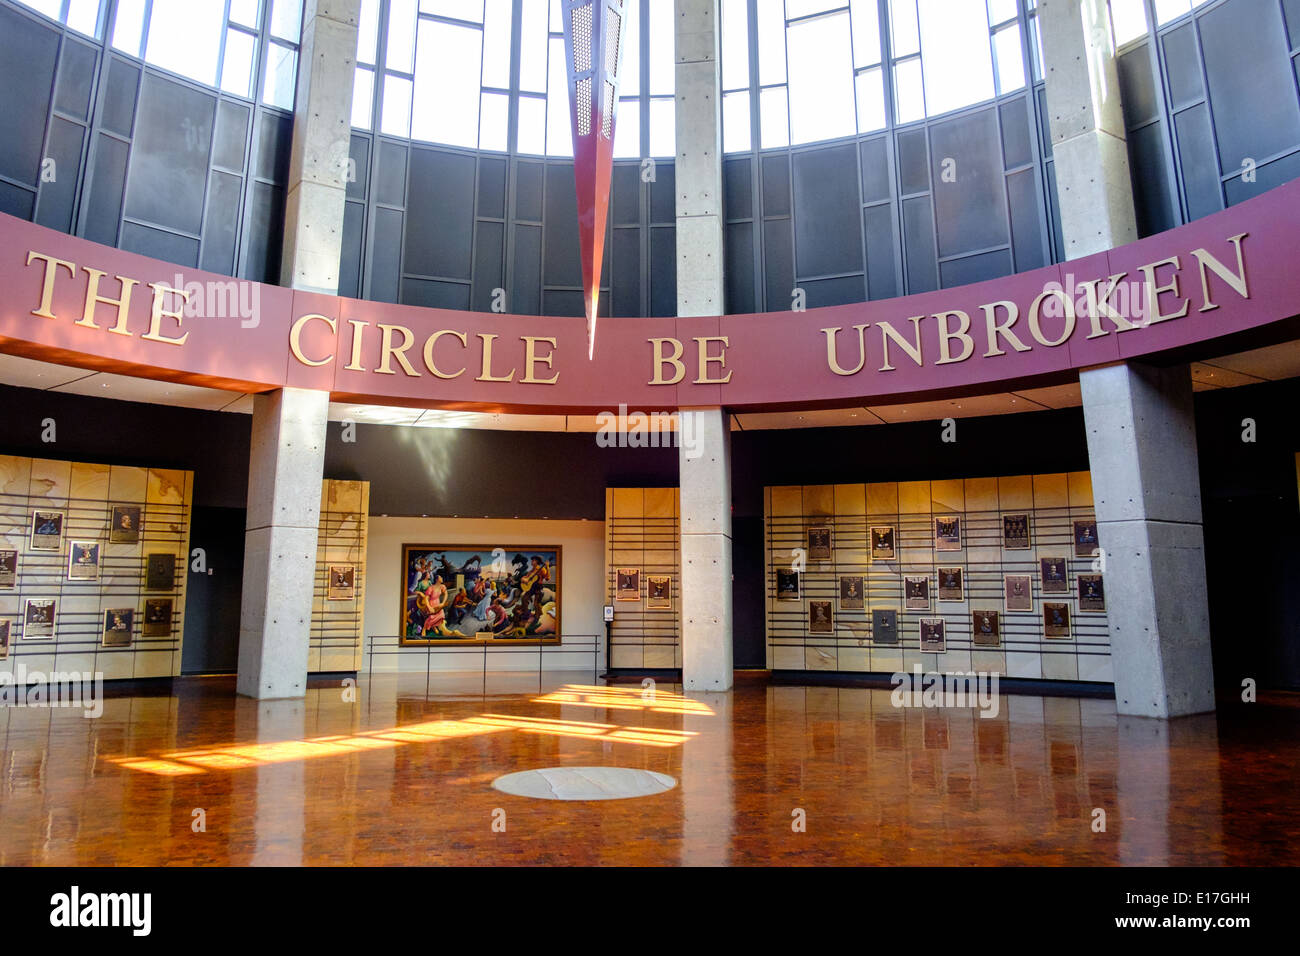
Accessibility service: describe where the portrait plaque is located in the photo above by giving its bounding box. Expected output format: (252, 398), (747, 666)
(615, 567), (641, 602)
(904, 574), (930, 610)
(1004, 573), (1033, 612)
(839, 574), (864, 610)
(872, 608), (898, 644)
(1043, 602), (1071, 639)
(919, 617), (946, 653)
(29, 510), (64, 551)
(328, 565), (356, 601)
(808, 600), (834, 634)
(1039, 556), (1069, 594)
(646, 575), (672, 609)
(776, 568), (800, 601)
(143, 598), (173, 637)
(934, 516), (961, 551)
(0, 549), (16, 588)
(870, 526), (896, 560)
(937, 566), (964, 601)
(1073, 519), (1100, 558)
(67, 541), (100, 582)
(110, 505), (142, 544)
(1002, 513), (1030, 550)
(23, 599), (55, 640)
(807, 526), (833, 561)
(102, 608), (134, 648)
(971, 609), (1001, 647)
(1077, 573), (1106, 612)
(146, 552), (176, 591)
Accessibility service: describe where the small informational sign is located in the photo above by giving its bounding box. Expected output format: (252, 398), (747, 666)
(603, 605), (615, 623)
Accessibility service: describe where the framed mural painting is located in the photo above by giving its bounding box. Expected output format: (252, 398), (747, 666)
(401, 546), (561, 645)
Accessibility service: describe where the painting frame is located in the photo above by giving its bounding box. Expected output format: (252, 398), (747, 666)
(615, 567), (641, 602)
(145, 552), (176, 591)
(401, 544), (562, 645)
(904, 574), (930, 611)
(1039, 555), (1069, 594)
(23, 599), (55, 641)
(776, 567), (801, 601)
(102, 608), (134, 648)
(646, 574), (672, 609)
(1073, 518), (1100, 558)
(1078, 573), (1106, 612)
(1004, 573), (1033, 612)
(0, 620), (9, 660)
(937, 566), (964, 601)
(934, 515), (962, 551)
(806, 525), (833, 562)
(971, 609), (1001, 647)
(872, 608), (899, 644)
(1002, 513), (1031, 550)
(143, 598), (173, 637)
(808, 599), (834, 635)
(919, 617), (946, 653)
(67, 541), (100, 582)
(870, 526), (896, 560)
(110, 505), (142, 544)
(327, 565), (356, 602)
(1044, 602), (1071, 639)
(839, 574), (864, 610)
(29, 510), (64, 552)
(0, 549), (16, 589)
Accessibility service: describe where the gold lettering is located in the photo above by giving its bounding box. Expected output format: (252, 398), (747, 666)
(376, 324), (419, 376)
(423, 330), (468, 379)
(1027, 289), (1075, 347)
(1139, 256), (1189, 325)
(693, 336), (732, 385)
(26, 251), (75, 320)
(981, 301), (1029, 357)
(934, 310), (974, 365)
(521, 336), (559, 385)
(821, 324), (871, 376)
(344, 319), (369, 372)
(476, 333), (516, 382)
(141, 283), (190, 346)
(1190, 233), (1249, 312)
(289, 313), (336, 367)
(1079, 274), (1138, 339)
(877, 317), (924, 371)
(78, 268), (140, 333)
(649, 337), (686, 385)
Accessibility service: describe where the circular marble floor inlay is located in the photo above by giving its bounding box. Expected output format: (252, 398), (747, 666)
(492, 767), (677, 801)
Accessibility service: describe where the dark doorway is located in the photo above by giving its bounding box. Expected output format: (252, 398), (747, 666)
(181, 506), (245, 675)
(732, 515), (767, 669)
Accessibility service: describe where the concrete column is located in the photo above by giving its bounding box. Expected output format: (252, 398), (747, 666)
(237, 387), (330, 699)
(280, 0), (362, 293)
(1038, 0), (1138, 257)
(674, 0), (725, 315)
(679, 409), (733, 691)
(1080, 362), (1215, 717)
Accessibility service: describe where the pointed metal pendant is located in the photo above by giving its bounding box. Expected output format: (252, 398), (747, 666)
(562, 0), (627, 359)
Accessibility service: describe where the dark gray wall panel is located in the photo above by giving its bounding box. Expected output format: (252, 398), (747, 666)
(613, 162), (641, 225)
(612, 226), (641, 317)
(375, 140), (407, 206)
(126, 75), (215, 235)
(0, 7), (57, 184)
(939, 248), (1012, 288)
(1163, 23), (1202, 110)
(648, 163), (675, 222)
(543, 162), (580, 286)
(478, 156), (507, 219)
(367, 205), (403, 303)
(471, 220), (505, 311)
(101, 59), (139, 137)
(242, 180), (284, 283)
(649, 226), (676, 316)
(723, 157), (752, 218)
(120, 220), (200, 267)
(200, 169), (242, 275)
(863, 203), (897, 301)
(402, 277), (470, 310)
(999, 98), (1033, 170)
(802, 275), (864, 308)
(543, 288), (585, 316)
(1224, 149), (1300, 203)
(902, 195), (938, 294)
(725, 220), (755, 314)
(253, 111), (292, 183)
(929, 108), (1009, 258)
(860, 136), (890, 202)
(1127, 121), (1177, 236)
(213, 100), (250, 172)
(1006, 167), (1046, 272)
(763, 218), (794, 311)
(346, 134), (369, 200)
(54, 39), (96, 121)
(1174, 102), (1223, 219)
(512, 222), (542, 314)
(897, 128), (929, 195)
(515, 160), (543, 220)
(1118, 44), (1159, 124)
(405, 148), (476, 279)
(0, 181), (35, 219)
(338, 199), (364, 298)
(34, 117), (82, 232)
(793, 143), (863, 277)
(761, 154), (790, 216)
(83, 134), (128, 245)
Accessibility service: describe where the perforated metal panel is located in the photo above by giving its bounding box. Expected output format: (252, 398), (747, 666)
(572, 3), (593, 72)
(605, 9), (621, 78)
(577, 77), (592, 136)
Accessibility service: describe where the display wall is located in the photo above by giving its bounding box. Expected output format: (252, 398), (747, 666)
(311, 479), (370, 674)
(0, 454), (193, 680)
(765, 474), (1112, 684)
(605, 487), (681, 671)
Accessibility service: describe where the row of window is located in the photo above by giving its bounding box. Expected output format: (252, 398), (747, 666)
(14, 0), (1222, 156)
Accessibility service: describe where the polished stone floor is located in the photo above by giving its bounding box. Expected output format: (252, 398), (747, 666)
(0, 672), (1295, 866)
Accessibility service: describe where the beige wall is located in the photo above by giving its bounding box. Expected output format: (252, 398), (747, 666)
(362, 516), (605, 673)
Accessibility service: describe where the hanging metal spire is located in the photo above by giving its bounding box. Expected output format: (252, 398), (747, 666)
(562, 0), (627, 359)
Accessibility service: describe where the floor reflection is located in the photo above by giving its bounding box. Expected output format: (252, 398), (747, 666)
(0, 673), (1293, 865)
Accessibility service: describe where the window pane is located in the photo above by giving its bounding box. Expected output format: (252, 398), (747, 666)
(352, 67), (374, 128)
(759, 86), (789, 148)
(221, 28), (257, 97)
(518, 94), (546, 154)
(614, 98), (640, 158)
(270, 0), (302, 41)
(263, 42), (298, 109)
(649, 97), (674, 157)
(756, 0), (786, 85)
(648, 0), (674, 95)
(546, 35), (572, 156)
(482, 0), (512, 87)
(889, 0), (920, 57)
(1028, 12), (1043, 82)
(1109, 0), (1148, 45)
(987, 0), (1018, 24)
(721, 0), (749, 91)
(851, 0), (881, 68)
(387, 0), (418, 73)
(147, 0), (224, 86)
(381, 74), (413, 136)
(621, 0), (640, 95)
(412, 19), (481, 147)
(65, 0), (100, 36)
(17, 0), (62, 22)
(723, 89), (751, 153)
(421, 0), (484, 21)
(894, 57), (924, 123)
(358, 0), (380, 65)
(519, 0), (548, 91)
(786, 0), (842, 16)
(788, 11), (856, 145)
(993, 23), (1025, 93)
(856, 66), (885, 132)
(229, 0), (259, 28)
(111, 0), (146, 56)
(550, 0), (562, 31)
(1153, 0), (1191, 25)
(480, 91), (509, 151)
(918, 0), (995, 115)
